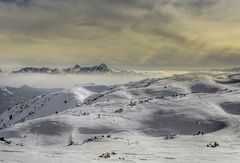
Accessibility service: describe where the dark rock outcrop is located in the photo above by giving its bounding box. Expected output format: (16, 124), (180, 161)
(13, 67), (60, 74)
(12, 64), (110, 74)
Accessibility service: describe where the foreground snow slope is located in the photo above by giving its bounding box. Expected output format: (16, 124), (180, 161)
(0, 72), (240, 162)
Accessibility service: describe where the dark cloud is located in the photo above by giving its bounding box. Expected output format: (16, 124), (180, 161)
(200, 50), (240, 66)
(0, 0), (239, 68)
(171, 0), (218, 9)
(0, 0), (31, 6)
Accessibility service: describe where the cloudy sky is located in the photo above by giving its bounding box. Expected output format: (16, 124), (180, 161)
(0, 0), (240, 70)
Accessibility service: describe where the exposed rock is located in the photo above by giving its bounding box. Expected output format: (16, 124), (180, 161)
(207, 141), (219, 148)
(13, 67), (60, 74)
(77, 63), (110, 73)
(99, 152), (111, 158)
(13, 63), (110, 74)
(0, 137), (11, 144)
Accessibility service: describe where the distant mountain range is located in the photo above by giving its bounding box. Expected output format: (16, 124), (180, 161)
(7, 65), (240, 75)
(13, 67), (60, 74)
(62, 63), (109, 73)
(12, 63), (110, 74)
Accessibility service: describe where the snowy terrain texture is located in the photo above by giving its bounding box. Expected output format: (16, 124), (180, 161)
(0, 72), (240, 162)
(0, 86), (61, 114)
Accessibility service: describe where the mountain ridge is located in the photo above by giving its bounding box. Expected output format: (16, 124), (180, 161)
(12, 63), (110, 74)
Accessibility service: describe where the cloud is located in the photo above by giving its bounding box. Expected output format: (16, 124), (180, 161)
(0, 0), (30, 6)
(0, 0), (239, 69)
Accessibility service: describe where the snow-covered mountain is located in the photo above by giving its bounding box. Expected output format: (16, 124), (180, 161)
(0, 86), (61, 114)
(63, 63), (110, 73)
(13, 67), (60, 74)
(12, 63), (110, 74)
(0, 73), (240, 162)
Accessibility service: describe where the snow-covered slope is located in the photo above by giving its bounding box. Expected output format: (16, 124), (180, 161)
(0, 85), (103, 129)
(0, 86), (61, 114)
(0, 72), (240, 162)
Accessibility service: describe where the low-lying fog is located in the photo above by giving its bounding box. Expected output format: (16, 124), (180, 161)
(0, 71), (192, 88)
(0, 72), (186, 88)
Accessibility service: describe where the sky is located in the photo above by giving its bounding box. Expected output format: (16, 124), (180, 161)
(0, 0), (240, 70)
